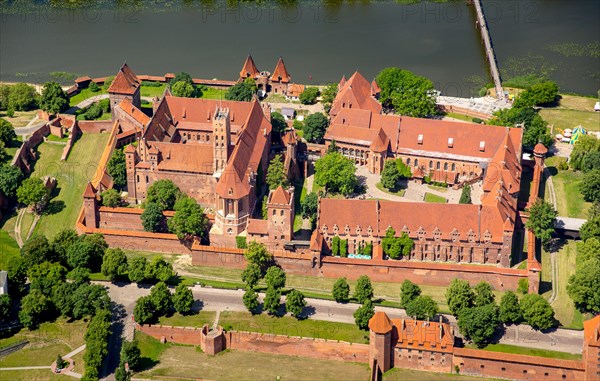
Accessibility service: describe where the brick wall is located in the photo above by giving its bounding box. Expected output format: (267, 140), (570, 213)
(61, 121), (81, 161)
(78, 120), (113, 134)
(137, 324), (203, 346)
(11, 123), (50, 174)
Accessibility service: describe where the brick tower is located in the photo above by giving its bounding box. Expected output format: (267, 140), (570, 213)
(213, 107), (231, 176)
(368, 311), (393, 375)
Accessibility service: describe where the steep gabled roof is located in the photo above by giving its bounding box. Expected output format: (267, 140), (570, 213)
(370, 129), (390, 152)
(369, 312), (393, 334)
(240, 54), (260, 79)
(83, 182), (97, 198)
(270, 186), (291, 205)
(270, 57), (291, 83)
(584, 315), (600, 346)
(117, 99), (150, 127)
(330, 71), (382, 117)
(108, 63), (140, 95)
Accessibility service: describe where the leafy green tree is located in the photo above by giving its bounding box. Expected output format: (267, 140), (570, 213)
(173, 284), (194, 315)
(263, 287), (282, 315)
(582, 151), (600, 173)
(134, 295), (155, 324)
(265, 266), (286, 290)
(88, 81), (100, 92)
(69, 267), (91, 285)
(400, 280), (421, 308)
(569, 135), (600, 171)
(243, 288), (260, 314)
(141, 202), (165, 233)
(327, 140), (338, 153)
(17, 177), (48, 214)
(499, 291), (522, 324)
(474, 282), (495, 307)
(28, 261), (67, 283)
(52, 281), (78, 317)
(115, 364), (131, 381)
(301, 192), (318, 227)
(101, 189), (121, 207)
(241, 262), (262, 288)
(580, 213), (600, 242)
(67, 234), (107, 272)
(376, 67), (436, 117)
(332, 277), (350, 302)
(167, 196), (209, 240)
(150, 282), (173, 316)
(446, 279), (475, 316)
(299, 87), (319, 105)
(321, 83), (338, 113)
(525, 199), (557, 244)
(71, 283), (111, 319)
(314, 152), (357, 195)
(107, 149), (127, 189)
(40, 81), (68, 114)
(381, 227), (414, 260)
(8, 83), (38, 111)
(146, 180), (181, 211)
(19, 289), (51, 329)
(517, 278), (529, 294)
(270, 112), (287, 135)
(145, 256), (173, 283)
(170, 72), (194, 86)
(339, 239), (348, 257)
(0, 164), (23, 197)
(7, 256), (28, 295)
(21, 235), (57, 266)
(128, 256), (148, 283)
(0, 294), (11, 321)
(457, 304), (499, 347)
(406, 296), (438, 320)
(303, 112), (329, 143)
(171, 81), (196, 98)
(286, 290), (306, 318)
(395, 160), (412, 178)
(266, 155), (288, 190)
(567, 258), (600, 313)
(51, 229), (79, 265)
(0, 85), (11, 110)
(101, 248), (128, 281)
(578, 237), (600, 263)
(513, 81), (559, 107)
(459, 185), (472, 204)
(580, 170), (600, 203)
(353, 300), (375, 330)
(490, 106), (553, 148)
(261, 195), (268, 219)
(381, 160), (400, 190)
(225, 81), (255, 102)
(520, 294), (555, 330)
(354, 275), (373, 303)
(245, 241), (273, 270)
(120, 340), (141, 370)
(0, 118), (16, 145)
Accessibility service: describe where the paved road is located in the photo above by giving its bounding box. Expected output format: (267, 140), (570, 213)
(99, 282), (584, 355)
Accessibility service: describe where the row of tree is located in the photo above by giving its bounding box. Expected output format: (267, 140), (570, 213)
(0, 82), (70, 115)
(133, 282), (194, 324)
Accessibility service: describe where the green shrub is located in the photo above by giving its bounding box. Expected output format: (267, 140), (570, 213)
(99, 98), (110, 113)
(89, 82), (100, 92)
(141, 81), (163, 87)
(517, 278), (529, 294)
(236, 236), (247, 249)
(83, 104), (102, 120)
(340, 239), (348, 258)
(472, 118), (484, 124)
(331, 236), (340, 256)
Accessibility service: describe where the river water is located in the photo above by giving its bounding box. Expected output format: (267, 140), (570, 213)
(1, 0), (598, 96)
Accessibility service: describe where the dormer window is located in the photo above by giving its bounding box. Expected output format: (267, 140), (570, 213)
(448, 138), (454, 148)
(417, 227), (426, 240)
(417, 134), (423, 144)
(228, 188), (233, 196)
(344, 225), (350, 235)
(367, 226), (373, 236)
(479, 141), (486, 152)
(401, 226), (410, 236)
(356, 226), (362, 235)
(483, 230), (492, 243)
(451, 229), (460, 242)
(433, 228), (442, 241)
(467, 229), (477, 243)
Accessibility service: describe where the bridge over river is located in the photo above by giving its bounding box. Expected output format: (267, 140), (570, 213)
(472, 0), (504, 100)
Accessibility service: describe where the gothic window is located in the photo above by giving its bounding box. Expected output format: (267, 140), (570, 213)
(452, 163), (456, 172)
(436, 162), (441, 170)
(280, 210), (284, 216)
(145, 176), (148, 183)
(407, 158), (411, 166)
(414, 159), (419, 167)
(273, 209), (276, 216)
(444, 163), (448, 171)
(136, 175), (140, 183)
(429, 161), (433, 169)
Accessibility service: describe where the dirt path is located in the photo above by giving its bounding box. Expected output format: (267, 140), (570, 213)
(14, 208), (25, 247)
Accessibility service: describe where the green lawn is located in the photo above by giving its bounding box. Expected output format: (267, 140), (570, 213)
(469, 343), (582, 361)
(46, 134), (69, 142)
(0, 229), (20, 270)
(140, 83), (167, 98)
(424, 193), (447, 204)
(544, 156), (591, 218)
(19, 211), (35, 242)
(384, 368), (500, 381)
(0, 369), (64, 381)
(375, 182), (406, 197)
(201, 88), (227, 100)
(0, 110), (38, 128)
(293, 177), (308, 233)
(158, 311), (216, 328)
(444, 112), (481, 123)
(539, 94), (600, 133)
(31, 133), (110, 239)
(428, 185), (448, 193)
(68, 88), (106, 107)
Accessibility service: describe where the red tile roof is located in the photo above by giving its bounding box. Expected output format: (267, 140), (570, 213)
(270, 186), (291, 205)
(534, 142), (549, 156)
(151, 141), (214, 174)
(584, 314), (600, 346)
(370, 129), (390, 152)
(240, 54), (260, 79)
(391, 318), (454, 352)
(108, 63), (140, 95)
(330, 71), (382, 117)
(83, 182), (96, 198)
(287, 84), (305, 97)
(270, 57), (291, 83)
(118, 99), (150, 127)
(369, 312), (393, 334)
(247, 219), (268, 235)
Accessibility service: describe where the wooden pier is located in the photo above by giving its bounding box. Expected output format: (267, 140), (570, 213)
(472, 0), (504, 100)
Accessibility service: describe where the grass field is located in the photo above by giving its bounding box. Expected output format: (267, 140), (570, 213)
(19, 211), (35, 243)
(444, 112), (477, 123)
(68, 88), (107, 107)
(424, 192), (447, 204)
(539, 94), (600, 133)
(31, 133), (110, 239)
(201, 88), (227, 100)
(0, 369), (64, 381)
(136, 331), (371, 381)
(0, 319), (87, 368)
(71, 350), (85, 375)
(140, 83), (167, 98)
(158, 311), (216, 328)
(0, 228), (20, 270)
(0, 110), (38, 128)
(375, 182), (406, 197)
(469, 343), (582, 361)
(384, 368), (501, 381)
(544, 156), (590, 219)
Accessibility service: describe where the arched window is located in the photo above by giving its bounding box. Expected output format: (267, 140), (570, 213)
(414, 159), (419, 167)
(429, 161), (433, 169)
(452, 163), (456, 172)
(407, 158), (411, 166)
(436, 162), (441, 170)
(444, 163), (448, 171)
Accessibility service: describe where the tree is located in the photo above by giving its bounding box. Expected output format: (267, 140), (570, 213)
(0, 164), (23, 197)
(243, 288), (260, 314)
(225, 81), (255, 102)
(0, 294), (11, 321)
(168, 196), (209, 240)
(474, 282), (495, 307)
(520, 294), (555, 330)
(265, 266), (286, 290)
(499, 291), (522, 324)
(101, 189), (121, 207)
(400, 280), (421, 308)
(7, 256), (27, 295)
(381, 160), (400, 190)
(303, 112), (329, 143)
(580, 203), (600, 241)
(375, 67), (436, 117)
(17, 177), (48, 214)
(406, 296), (438, 321)
(314, 152), (357, 195)
(173, 284), (194, 315)
(146, 180), (181, 211)
(21, 235), (55, 266)
(69, 267), (91, 285)
(286, 290), (306, 318)
(301, 192), (318, 227)
(8, 83), (37, 111)
(339, 239), (348, 257)
(265, 155), (288, 190)
(71, 283), (111, 319)
(40, 81), (68, 114)
(331, 236), (340, 256)
(67, 234), (107, 272)
(580, 170), (600, 203)
(459, 185), (472, 204)
(133, 296), (155, 324)
(517, 278), (529, 294)
(28, 261), (67, 284)
(578, 237), (600, 263)
(525, 199), (557, 244)
(263, 287), (281, 315)
(582, 151), (600, 173)
(141, 203), (165, 233)
(171, 81), (196, 98)
(245, 242), (273, 270)
(353, 300), (375, 330)
(0, 118), (16, 145)
(354, 275), (373, 303)
(321, 83), (338, 113)
(490, 106), (553, 148)
(299, 87), (319, 105)
(270, 112), (287, 135)
(261, 195), (268, 219)
(101, 248), (128, 281)
(327, 140), (338, 153)
(19, 289), (51, 329)
(150, 282), (173, 316)
(457, 304), (499, 347)
(107, 149), (127, 189)
(52, 282), (77, 318)
(570, 135), (600, 171)
(332, 277), (350, 303)
(170, 72), (194, 86)
(567, 258), (600, 313)
(120, 340), (141, 371)
(128, 256), (148, 283)
(513, 81), (559, 107)
(51, 228), (79, 265)
(241, 263), (262, 288)
(446, 279), (475, 316)
(381, 227), (414, 260)
(145, 256), (173, 283)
